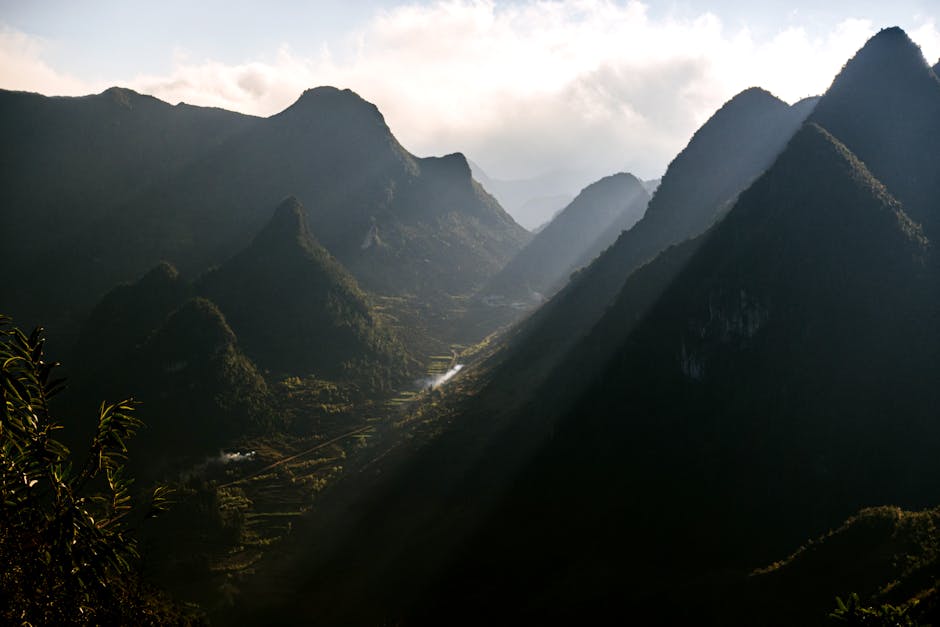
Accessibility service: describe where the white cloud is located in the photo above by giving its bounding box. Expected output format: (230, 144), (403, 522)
(128, 46), (318, 115)
(0, 27), (96, 96)
(910, 20), (940, 65)
(2, 3), (940, 182)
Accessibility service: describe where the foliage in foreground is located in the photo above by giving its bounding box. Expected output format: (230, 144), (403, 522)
(0, 315), (198, 625)
(830, 593), (921, 626)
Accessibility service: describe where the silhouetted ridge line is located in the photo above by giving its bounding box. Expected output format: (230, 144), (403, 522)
(485, 171), (649, 301)
(395, 111), (933, 627)
(478, 85), (812, 413)
(810, 26), (940, 235)
(278, 86), (387, 123)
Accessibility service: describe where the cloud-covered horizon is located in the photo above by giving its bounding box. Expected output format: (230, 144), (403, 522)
(2, 1), (939, 182)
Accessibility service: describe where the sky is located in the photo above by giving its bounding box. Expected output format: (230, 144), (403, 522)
(1, 0), (939, 183)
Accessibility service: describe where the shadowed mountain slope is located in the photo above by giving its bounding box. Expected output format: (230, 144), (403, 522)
(810, 27), (940, 237)
(483, 87), (816, 411)
(0, 88), (256, 333)
(0, 87), (256, 266)
(725, 505), (940, 626)
(65, 292), (274, 466)
(16, 87), (527, 334)
(409, 122), (937, 626)
(130, 298), (274, 459)
(198, 197), (410, 388)
(239, 105), (940, 624)
(485, 172), (649, 302)
(69, 262), (190, 374)
(231, 115), (920, 626)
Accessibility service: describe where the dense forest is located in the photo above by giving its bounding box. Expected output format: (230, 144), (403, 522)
(2, 22), (940, 627)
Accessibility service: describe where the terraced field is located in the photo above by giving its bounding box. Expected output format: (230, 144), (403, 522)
(152, 341), (486, 615)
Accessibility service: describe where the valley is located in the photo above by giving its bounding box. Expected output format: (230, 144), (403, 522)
(2, 13), (940, 627)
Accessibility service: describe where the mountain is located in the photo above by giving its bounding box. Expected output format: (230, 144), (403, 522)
(67, 290), (274, 464)
(69, 261), (190, 374)
(484, 173), (649, 302)
(231, 113), (856, 624)
(934, 58), (939, 75)
(0, 87), (255, 265)
(482, 87), (816, 410)
(0, 87), (255, 330)
(130, 297), (274, 460)
(810, 27), (940, 237)
(724, 505), (940, 626)
(246, 107), (940, 624)
(198, 197), (410, 388)
(404, 122), (937, 625)
(3, 87), (528, 346)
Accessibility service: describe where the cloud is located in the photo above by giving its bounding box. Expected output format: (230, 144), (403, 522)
(910, 19), (940, 64)
(0, 27), (95, 96)
(2, 3), (940, 181)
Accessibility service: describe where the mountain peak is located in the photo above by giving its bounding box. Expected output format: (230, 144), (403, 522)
(278, 86), (385, 124)
(582, 172), (643, 195)
(484, 170), (649, 299)
(255, 196), (314, 249)
(99, 86), (144, 108)
(734, 86), (780, 100)
(773, 122), (887, 199)
(160, 297), (238, 353)
(868, 25), (912, 44)
(296, 85), (362, 104)
(197, 199), (409, 383)
(860, 26), (927, 61)
(724, 86), (787, 110)
(809, 26), (940, 234)
(686, 87), (789, 147)
(738, 121), (926, 252)
(272, 194), (305, 223)
(827, 26), (931, 91)
(417, 152), (472, 181)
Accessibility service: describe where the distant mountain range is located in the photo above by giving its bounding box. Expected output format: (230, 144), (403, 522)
(0, 85), (529, 342)
(468, 160), (662, 232)
(240, 26), (940, 627)
(484, 172), (649, 303)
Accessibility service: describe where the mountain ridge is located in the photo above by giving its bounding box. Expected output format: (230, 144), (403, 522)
(484, 172), (649, 302)
(198, 197), (411, 388)
(477, 86), (815, 417)
(810, 26), (940, 236)
(2, 85), (529, 345)
(409, 120), (935, 625)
